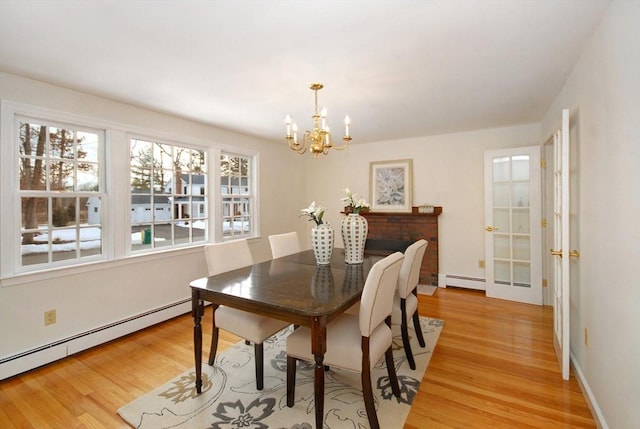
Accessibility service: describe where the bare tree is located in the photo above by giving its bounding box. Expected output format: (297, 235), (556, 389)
(20, 123), (93, 241)
(20, 124), (46, 243)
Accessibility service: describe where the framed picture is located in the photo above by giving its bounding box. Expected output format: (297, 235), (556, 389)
(369, 159), (413, 212)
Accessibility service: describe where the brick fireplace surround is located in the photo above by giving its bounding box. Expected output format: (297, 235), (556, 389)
(362, 207), (442, 286)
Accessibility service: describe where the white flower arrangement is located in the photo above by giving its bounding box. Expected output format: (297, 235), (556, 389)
(340, 188), (370, 214)
(300, 201), (326, 226)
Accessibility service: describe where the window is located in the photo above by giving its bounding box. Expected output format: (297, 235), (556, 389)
(17, 118), (103, 269)
(220, 153), (254, 238)
(1, 101), (258, 279)
(130, 138), (207, 251)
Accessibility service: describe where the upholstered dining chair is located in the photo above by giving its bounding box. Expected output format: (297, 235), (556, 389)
(393, 239), (429, 370)
(203, 240), (290, 390)
(285, 252), (404, 429)
(268, 231), (302, 259)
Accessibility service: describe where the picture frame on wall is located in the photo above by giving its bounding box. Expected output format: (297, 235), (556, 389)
(369, 159), (413, 212)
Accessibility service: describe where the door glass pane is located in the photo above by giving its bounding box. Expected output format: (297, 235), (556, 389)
(494, 235), (510, 259)
(514, 262), (531, 287)
(493, 182), (510, 206)
(512, 209), (530, 234)
(495, 260), (511, 285)
(513, 236), (530, 261)
(494, 208), (510, 233)
(512, 155), (530, 181)
(492, 157), (510, 181)
(512, 182), (529, 207)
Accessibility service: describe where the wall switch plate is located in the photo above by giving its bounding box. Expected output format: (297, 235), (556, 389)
(44, 309), (56, 326)
(584, 328), (589, 347)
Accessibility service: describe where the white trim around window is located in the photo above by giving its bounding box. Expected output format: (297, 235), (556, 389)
(0, 100), (260, 284)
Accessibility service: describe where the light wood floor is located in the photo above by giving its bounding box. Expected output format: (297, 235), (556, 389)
(0, 287), (596, 428)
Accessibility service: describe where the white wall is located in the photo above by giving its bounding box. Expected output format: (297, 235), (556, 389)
(302, 123), (540, 281)
(0, 72), (308, 367)
(540, 1), (640, 428)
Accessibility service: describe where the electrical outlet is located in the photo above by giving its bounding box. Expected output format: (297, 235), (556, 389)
(478, 259), (485, 268)
(584, 328), (589, 347)
(44, 309), (56, 326)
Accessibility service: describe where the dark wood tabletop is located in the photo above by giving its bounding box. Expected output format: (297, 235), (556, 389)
(190, 249), (383, 429)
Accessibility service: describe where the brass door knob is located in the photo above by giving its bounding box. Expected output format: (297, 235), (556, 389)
(485, 226), (498, 232)
(551, 249), (580, 258)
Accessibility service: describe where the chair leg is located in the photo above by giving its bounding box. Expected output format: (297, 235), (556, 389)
(208, 327), (219, 366)
(385, 347), (401, 398)
(412, 311), (426, 347)
(208, 306), (219, 366)
(400, 298), (416, 370)
(286, 356), (297, 407)
(254, 343), (264, 390)
(361, 337), (380, 429)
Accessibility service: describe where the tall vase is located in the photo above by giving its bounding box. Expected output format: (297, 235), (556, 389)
(311, 224), (334, 265)
(341, 213), (368, 264)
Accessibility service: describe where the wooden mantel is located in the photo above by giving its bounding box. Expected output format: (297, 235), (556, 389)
(362, 207), (442, 285)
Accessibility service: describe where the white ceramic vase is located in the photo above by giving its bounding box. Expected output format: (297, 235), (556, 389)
(341, 213), (368, 264)
(311, 223), (334, 265)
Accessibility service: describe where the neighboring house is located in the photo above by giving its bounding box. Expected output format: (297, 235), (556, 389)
(168, 174), (206, 222)
(86, 174), (206, 225)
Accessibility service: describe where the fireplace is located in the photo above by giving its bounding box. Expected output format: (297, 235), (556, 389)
(362, 207), (442, 285)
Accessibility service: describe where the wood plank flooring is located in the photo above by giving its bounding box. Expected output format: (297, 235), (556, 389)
(0, 287), (596, 428)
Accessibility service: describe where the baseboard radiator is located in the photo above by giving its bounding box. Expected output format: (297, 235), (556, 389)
(440, 274), (486, 290)
(0, 298), (192, 380)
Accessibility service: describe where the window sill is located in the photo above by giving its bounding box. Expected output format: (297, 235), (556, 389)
(1, 245), (204, 288)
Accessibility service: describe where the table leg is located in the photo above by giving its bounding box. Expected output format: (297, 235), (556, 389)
(311, 317), (327, 429)
(192, 289), (203, 394)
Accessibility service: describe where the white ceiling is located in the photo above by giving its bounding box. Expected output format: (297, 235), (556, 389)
(0, 0), (610, 144)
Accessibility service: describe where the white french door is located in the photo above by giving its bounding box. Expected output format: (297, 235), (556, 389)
(549, 108), (572, 380)
(484, 146), (542, 305)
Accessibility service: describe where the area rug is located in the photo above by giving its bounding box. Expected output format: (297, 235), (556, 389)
(417, 284), (438, 296)
(118, 317), (443, 429)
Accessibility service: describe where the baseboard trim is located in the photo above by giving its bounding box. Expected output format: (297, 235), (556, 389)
(570, 352), (608, 429)
(0, 298), (192, 380)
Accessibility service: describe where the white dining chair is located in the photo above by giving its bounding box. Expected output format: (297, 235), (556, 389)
(393, 239), (429, 370)
(285, 252), (404, 429)
(203, 240), (290, 390)
(268, 231), (301, 259)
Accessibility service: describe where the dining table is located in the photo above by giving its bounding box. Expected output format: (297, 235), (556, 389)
(189, 248), (384, 429)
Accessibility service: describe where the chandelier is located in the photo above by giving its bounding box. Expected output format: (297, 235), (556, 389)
(285, 83), (351, 157)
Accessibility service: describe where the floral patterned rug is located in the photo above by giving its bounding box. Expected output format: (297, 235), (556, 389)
(118, 317), (443, 429)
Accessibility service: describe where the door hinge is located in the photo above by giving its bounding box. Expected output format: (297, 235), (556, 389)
(541, 219), (547, 228)
(542, 278), (548, 287)
(541, 159), (547, 168)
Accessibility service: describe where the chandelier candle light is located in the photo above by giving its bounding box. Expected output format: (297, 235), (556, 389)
(285, 83), (351, 158)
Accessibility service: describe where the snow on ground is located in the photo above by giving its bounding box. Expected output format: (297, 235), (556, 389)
(21, 221), (208, 254)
